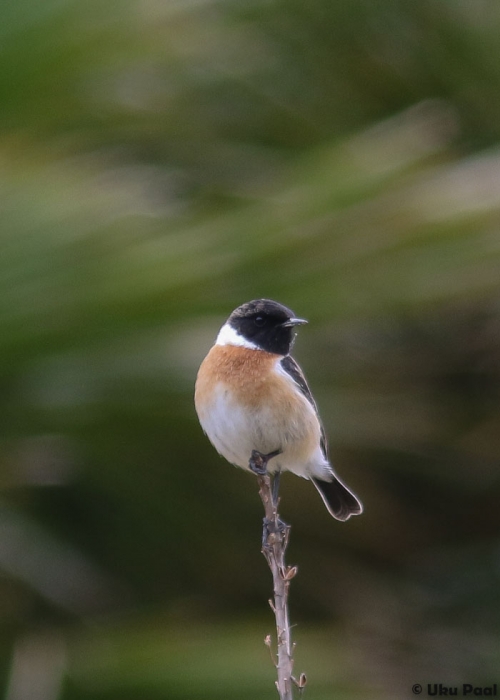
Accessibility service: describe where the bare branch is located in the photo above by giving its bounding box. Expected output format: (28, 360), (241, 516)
(256, 470), (301, 700)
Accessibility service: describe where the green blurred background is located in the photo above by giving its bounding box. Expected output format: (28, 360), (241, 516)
(1, 0), (500, 698)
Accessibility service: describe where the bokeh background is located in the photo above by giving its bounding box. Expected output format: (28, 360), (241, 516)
(2, 1), (500, 698)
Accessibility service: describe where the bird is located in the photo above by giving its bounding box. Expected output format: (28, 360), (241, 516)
(194, 299), (362, 521)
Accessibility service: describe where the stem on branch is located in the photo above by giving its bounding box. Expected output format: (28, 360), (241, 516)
(255, 467), (306, 700)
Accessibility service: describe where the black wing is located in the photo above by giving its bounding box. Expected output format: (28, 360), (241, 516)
(281, 355), (363, 520)
(280, 354), (328, 459)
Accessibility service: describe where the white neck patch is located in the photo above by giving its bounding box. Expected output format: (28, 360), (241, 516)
(216, 322), (258, 350)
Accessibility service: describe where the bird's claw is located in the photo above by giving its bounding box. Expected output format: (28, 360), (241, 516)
(262, 515), (289, 547)
(248, 448), (281, 476)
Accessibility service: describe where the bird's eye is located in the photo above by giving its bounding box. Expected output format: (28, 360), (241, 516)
(254, 315), (266, 327)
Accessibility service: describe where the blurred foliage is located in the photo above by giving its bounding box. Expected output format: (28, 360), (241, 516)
(1, 0), (500, 698)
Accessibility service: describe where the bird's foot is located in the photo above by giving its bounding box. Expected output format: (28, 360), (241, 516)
(248, 448), (281, 476)
(262, 515), (289, 547)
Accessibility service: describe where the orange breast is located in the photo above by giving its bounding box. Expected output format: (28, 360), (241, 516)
(195, 345), (324, 474)
(196, 345), (288, 406)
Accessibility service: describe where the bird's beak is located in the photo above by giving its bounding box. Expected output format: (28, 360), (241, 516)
(281, 317), (308, 328)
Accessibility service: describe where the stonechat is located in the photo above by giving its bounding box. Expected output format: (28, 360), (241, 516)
(195, 299), (362, 521)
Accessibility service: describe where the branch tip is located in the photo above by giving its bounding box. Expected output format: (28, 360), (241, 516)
(292, 673), (307, 689)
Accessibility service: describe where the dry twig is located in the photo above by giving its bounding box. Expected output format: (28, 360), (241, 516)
(250, 450), (306, 700)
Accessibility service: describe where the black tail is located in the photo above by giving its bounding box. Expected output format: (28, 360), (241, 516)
(312, 476), (363, 521)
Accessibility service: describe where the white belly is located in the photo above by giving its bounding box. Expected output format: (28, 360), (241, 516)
(197, 383), (331, 480)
